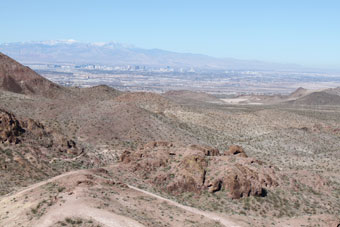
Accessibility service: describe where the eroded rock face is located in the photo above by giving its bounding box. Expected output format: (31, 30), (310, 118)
(0, 109), (52, 145)
(222, 165), (271, 199)
(0, 109), (81, 154)
(0, 109), (90, 195)
(120, 142), (279, 199)
(167, 154), (207, 193)
(0, 109), (24, 143)
(205, 154), (278, 199)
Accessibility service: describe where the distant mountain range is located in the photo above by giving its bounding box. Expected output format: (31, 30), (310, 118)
(0, 40), (306, 71)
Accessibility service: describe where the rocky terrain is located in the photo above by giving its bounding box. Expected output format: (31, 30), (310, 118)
(0, 52), (339, 226)
(0, 108), (94, 196)
(120, 142), (278, 199)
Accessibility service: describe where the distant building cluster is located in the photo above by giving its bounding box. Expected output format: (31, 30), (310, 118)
(28, 63), (197, 73)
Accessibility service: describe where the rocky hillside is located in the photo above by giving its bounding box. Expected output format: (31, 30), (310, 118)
(288, 87), (309, 99)
(0, 53), (339, 226)
(0, 52), (61, 97)
(0, 109), (94, 195)
(289, 91), (340, 105)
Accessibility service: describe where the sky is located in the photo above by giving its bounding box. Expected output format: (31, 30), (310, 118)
(0, 0), (339, 69)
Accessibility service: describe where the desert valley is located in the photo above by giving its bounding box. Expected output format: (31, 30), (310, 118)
(0, 52), (339, 227)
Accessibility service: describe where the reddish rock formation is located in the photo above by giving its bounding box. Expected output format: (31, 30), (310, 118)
(120, 141), (279, 199)
(223, 165), (266, 198)
(206, 158), (278, 199)
(167, 154), (207, 193)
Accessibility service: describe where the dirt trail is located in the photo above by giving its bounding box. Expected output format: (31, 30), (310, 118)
(1, 170), (145, 227)
(1, 170), (241, 227)
(0, 170), (81, 202)
(128, 185), (241, 227)
(35, 191), (145, 227)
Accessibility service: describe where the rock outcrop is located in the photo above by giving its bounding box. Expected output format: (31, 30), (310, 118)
(0, 109), (90, 195)
(219, 164), (275, 198)
(120, 142), (279, 199)
(0, 109), (24, 143)
(0, 109), (52, 145)
(167, 154), (207, 193)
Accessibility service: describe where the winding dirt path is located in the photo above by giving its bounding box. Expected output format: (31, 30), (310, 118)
(1, 170), (144, 227)
(0, 170), (81, 202)
(1, 170), (241, 227)
(128, 185), (241, 227)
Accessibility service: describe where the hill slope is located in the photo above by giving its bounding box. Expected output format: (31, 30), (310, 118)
(0, 53), (339, 226)
(290, 91), (340, 105)
(0, 52), (61, 97)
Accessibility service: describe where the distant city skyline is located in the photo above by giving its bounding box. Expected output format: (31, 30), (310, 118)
(1, 0), (339, 69)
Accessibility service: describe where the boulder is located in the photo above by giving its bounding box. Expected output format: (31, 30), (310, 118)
(223, 166), (265, 199)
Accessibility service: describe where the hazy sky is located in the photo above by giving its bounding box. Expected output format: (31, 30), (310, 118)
(1, 0), (339, 68)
